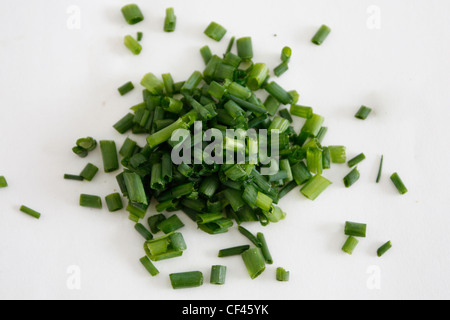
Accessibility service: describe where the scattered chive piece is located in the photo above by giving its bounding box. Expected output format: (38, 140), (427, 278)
(355, 106), (372, 120)
(345, 221), (367, 238)
(329, 146), (347, 164)
(79, 194), (102, 209)
(164, 7), (176, 32)
(343, 167), (360, 188)
(377, 241), (393, 257)
(281, 46), (292, 63)
(290, 105), (313, 119)
(64, 174), (84, 181)
(291, 162), (312, 186)
(19, 205), (41, 219)
(204, 22), (227, 41)
(276, 267), (290, 282)
(210, 265), (227, 285)
(348, 153), (366, 168)
(0, 176), (8, 188)
(135, 223), (154, 241)
(257, 233), (273, 265)
(312, 25), (331, 46)
(200, 46), (213, 64)
(316, 127), (328, 144)
(274, 62), (289, 77)
(124, 35), (142, 55)
(105, 193), (123, 212)
(140, 256), (159, 276)
(76, 137), (97, 152)
(99, 141), (119, 173)
(279, 109), (293, 123)
(238, 226), (262, 248)
(376, 155), (384, 183)
(137, 32), (143, 41)
(236, 37), (253, 61)
(218, 245), (250, 258)
(170, 271), (204, 289)
(118, 81), (134, 96)
(141, 73), (164, 95)
(80, 163), (99, 182)
(242, 248), (266, 280)
(301, 174), (332, 200)
(391, 173), (408, 195)
(342, 236), (359, 255)
(121, 4), (144, 25)
(157, 214), (184, 234)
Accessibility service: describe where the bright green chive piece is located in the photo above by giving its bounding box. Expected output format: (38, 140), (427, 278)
(19, 205), (41, 219)
(329, 146), (347, 164)
(264, 205), (287, 223)
(312, 25), (331, 45)
(162, 73), (175, 96)
(301, 174), (332, 200)
(80, 194), (102, 209)
(200, 46), (213, 64)
(391, 173), (408, 195)
(223, 52), (242, 68)
(64, 174), (84, 181)
(207, 81), (226, 100)
(265, 82), (293, 105)
(210, 265), (227, 285)
(307, 147), (323, 175)
(105, 193), (123, 212)
(265, 95), (281, 117)
(181, 71), (203, 93)
(301, 114), (325, 137)
(80, 163), (99, 181)
(161, 97), (183, 114)
(218, 245), (250, 258)
(257, 233), (273, 264)
(268, 116), (290, 134)
(225, 36), (236, 54)
(281, 46), (292, 62)
(323, 147), (331, 170)
(342, 236), (359, 255)
(343, 167), (360, 188)
(157, 214), (184, 234)
(377, 241), (393, 257)
(135, 223), (153, 241)
(290, 105), (313, 119)
(276, 267), (290, 282)
(76, 137), (97, 152)
(345, 221), (367, 238)
(0, 176), (8, 188)
(355, 106), (372, 120)
(144, 232), (186, 261)
(280, 159), (294, 183)
(274, 62), (289, 77)
(236, 37), (253, 61)
(121, 4), (144, 25)
(99, 141), (119, 173)
(204, 22), (227, 41)
(238, 226), (262, 248)
(140, 256), (159, 276)
(141, 73), (164, 95)
(348, 153), (366, 168)
(118, 81), (134, 96)
(113, 113), (135, 134)
(227, 82), (251, 100)
(164, 7), (176, 32)
(316, 127), (328, 144)
(123, 172), (148, 205)
(242, 248), (266, 280)
(256, 192), (273, 212)
(170, 271), (204, 289)
(124, 35), (142, 55)
(376, 155), (384, 183)
(247, 63), (270, 91)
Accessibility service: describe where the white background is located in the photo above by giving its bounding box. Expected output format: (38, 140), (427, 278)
(0, 0), (449, 300)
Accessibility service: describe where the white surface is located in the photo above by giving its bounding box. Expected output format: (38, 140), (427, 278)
(1, 0), (450, 300)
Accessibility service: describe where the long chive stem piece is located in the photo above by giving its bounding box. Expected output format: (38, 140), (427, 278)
(376, 155), (384, 183)
(238, 226), (262, 248)
(342, 236), (359, 255)
(170, 271), (204, 289)
(218, 245), (250, 258)
(345, 221), (367, 238)
(79, 194), (102, 209)
(377, 241), (393, 257)
(0, 176), (7, 188)
(312, 25), (331, 45)
(210, 265), (227, 285)
(242, 248), (266, 279)
(135, 223), (154, 241)
(391, 173), (408, 195)
(19, 205), (41, 219)
(348, 153), (366, 168)
(257, 233), (273, 265)
(100, 141), (119, 173)
(140, 256), (160, 276)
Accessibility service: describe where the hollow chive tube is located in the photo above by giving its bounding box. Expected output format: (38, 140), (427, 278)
(276, 267), (290, 282)
(301, 174), (332, 200)
(348, 153), (366, 168)
(312, 25), (331, 45)
(114, 113), (135, 134)
(161, 97), (183, 114)
(256, 192), (273, 213)
(242, 248), (266, 280)
(200, 46), (213, 65)
(377, 241), (393, 257)
(124, 35), (142, 55)
(135, 223), (153, 241)
(247, 63), (270, 91)
(19, 205), (41, 219)
(118, 81), (134, 96)
(80, 163), (99, 182)
(72, 146), (88, 158)
(218, 245), (250, 258)
(140, 256), (159, 277)
(105, 193), (123, 212)
(236, 37), (253, 61)
(329, 146), (347, 164)
(157, 215), (184, 234)
(290, 105), (313, 119)
(376, 155), (384, 183)
(0, 176), (8, 188)
(141, 73), (164, 95)
(257, 233), (273, 264)
(121, 4), (144, 25)
(307, 147), (323, 175)
(99, 141), (119, 173)
(391, 173), (408, 195)
(204, 22), (227, 41)
(164, 7), (176, 32)
(345, 221), (367, 238)
(342, 236), (359, 255)
(227, 82), (251, 100)
(343, 167), (360, 188)
(170, 271), (204, 289)
(281, 46), (292, 63)
(210, 265), (227, 285)
(162, 73), (175, 97)
(265, 82), (293, 105)
(274, 62), (289, 77)
(79, 194), (102, 209)
(355, 105), (372, 120)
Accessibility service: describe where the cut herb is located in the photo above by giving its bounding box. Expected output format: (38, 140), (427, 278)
(164, 8), (177, 32)
(124, 35), (142, 55)
(170, 271), (203, 289)
(80, 194), (102, 209)
(391, 173), (408, 195)
(0, 176), (8, 188)
(210, 265), (227, 285)
(204, 22), (227, 41)
(276, 267), (290, 282)
(312, 25), (331, 45)
(377, 241), (393, 257)
(118, 81), (134, 96)
(121, 4), (144, 25)
(355, 106), (372, 120)
(19, 205), (41, 220)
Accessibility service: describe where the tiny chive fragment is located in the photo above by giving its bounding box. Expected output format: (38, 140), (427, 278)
(355, 105), (372, 120)
(164, 7), (176, 32)
(118, 81), (134, 96)
(377, 241), (393, 257)
(64, 174), (84, 181)
(0, 176), (8, 188)
(281, 46), (292, 63)
(391, 173), (408, 195)
(210, 265), (227, 285)
(19, 205), (41, 219)
(204, 22), (227, 41)
(121, 4), (144, 25)
(170, 271), (204, 289)
(80, 194), (102, 209)
(276, 267), (290, 282)
(376, 155), (384, 183)
(312, 25), (331, 45)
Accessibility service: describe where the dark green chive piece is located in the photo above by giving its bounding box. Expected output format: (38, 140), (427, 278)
(276, 267), (290, 282)
(355, 106), (372, 120)
(204, 22), (227, 41)
(236, 37), (253, 61)
(76, 137), (97, 152)
(148, 214), (167, 234)
(342, 236), (359, 255)
(80, 163), (99, 182)
(377, 241), (393, 257)
(391, 173), (408, 195)
(265, 81), (293, 105)
(257, 233), (273, 265)
(80, 194), (102, 209)
(200, 46), (213, 65)
(123, 172), (148, 205)
(348, 153), (366, 168)
(242, 248), (266, 279)
(312, 25), (331, 45)
(376, 155), (384, 183)
(157, 214), (184, 234)
(105, 193), (123, 212)
(274, 62), (289, 77)
(121, 4), (144, 25)
(0, 176), (8, 188)
(19, 205), (41, 219)
(170, 271), (204, 289)
(140, 256), (159, 276)
(210, 265), (227, 285)
(218, 245), (251, 258)
(124, 35), (142, 55)
(164, 7), (176, 32)
(72, 146), (88, 158)
(135, 223), (154, 241)
(345, 221), (367, 238)
(118, 81), (134, 96)
(99, 141), (119, 173)
(343, 167), (361, 188)
(137, 32), (143, 41)
(64, 174), (84, 181)
(113, 113), (135, 134)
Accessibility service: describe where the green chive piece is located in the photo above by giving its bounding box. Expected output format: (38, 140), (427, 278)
(200, 45), (213, 65)
(377, 241), (393, 257)
(238, 226), (262, 248)
(291, 162), (312, 186)
(343, 167), (360, 188)
(348, 153), (366, 168)
(236, 37), (253, 61)
(181, 71), (203, 93)
(162, 73), (175, 96)
(141, 73), (164, 95)
(121, 4), (144, 25)
(290, 105), (313, 119)
(19, 205), (41, 219)
(164, 7), (176, 32)
(316, 127), (328, 144)
(312, 25), (331, 45)
(225, 36), (236, 54)
(376, 155), (384, 183)
(123, 172), (148, 205)
(210, 265), (227, 285)
(265, 82), (294, 105)
(301, 174), (332, 200)
(105, 193), (123, 212)
(170, 271), (204, 289)
(345, 221), (367, 238)
(204, 22), (227, 41)
(218, 245), (251, 258)
(80, 194), (102, 209)
(144, 232), (186, 261)
(329, 146), (347, 164)
(99, 141), (119, 173)
(281, 46), (292, 63)
(242, 248), (266, 280)
(135, 223), (154, 241)
(119, 138), (137, 159)
(274, 62), (289, 77)
(391, 173), (408, 195)
(118, 81), (134, 96)
(148, 214), (167, 234)
(137, 32), (143, 41)
(257, 233), (273, 264)
(76, 137), (97, 152)
(124, 35), (142, 55)
(72, 146), (88, 158)
(113, 113), (135, 134)
(247, 63), (270, 91)
(276, 267), (290, 282)
(140, 256), (159, 276)
(157, 214), (185, 234)
(0, 176), (8, 188)
(342, 236), (359, 255)
(355, 105), (372, 120)
(80, 163), (99, 182)
(64, 174), (84, 181)
(301, 114), (325, 137)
